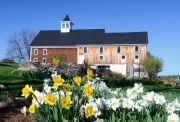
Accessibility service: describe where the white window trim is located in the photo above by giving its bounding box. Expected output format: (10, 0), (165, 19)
(134, 55), (139, 63)
(34, 58), (38, 62)
(66, 23), (69, 28)
(121, 55), (126, 63)
(99, 46), (104, 53)
(42, 58), (47, 64)
(135, 46), (139, 52)
(99, 55), (104, 60)
(34, 49), (38, 55)
(83, 47), (88, 53)
(43, 49), (47, 55)
(117, 46), (121, 53)
(62, 23), (65, 28)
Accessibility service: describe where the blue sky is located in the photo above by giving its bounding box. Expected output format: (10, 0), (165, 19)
(0, 0), (180, 76)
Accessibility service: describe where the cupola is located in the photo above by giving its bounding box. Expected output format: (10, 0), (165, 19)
(60, 14), (73, 33)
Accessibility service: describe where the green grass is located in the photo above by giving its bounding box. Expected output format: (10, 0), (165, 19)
(0, 62), (44, 100)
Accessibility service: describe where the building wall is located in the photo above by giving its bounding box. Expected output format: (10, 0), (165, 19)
(78, 45), (146, 75)
(78, 45), (146, 64)
(31, 48), (77, 64)
(30, 45), (146, 76)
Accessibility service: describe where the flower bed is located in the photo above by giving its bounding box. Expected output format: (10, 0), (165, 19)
(21, 69), (180, 122)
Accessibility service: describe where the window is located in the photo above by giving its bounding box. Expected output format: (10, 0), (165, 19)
(99, 55), (104, 60)
(34, 49), (38, 55)
(42, 58), (46, 64)
(135, 55), (139, 59)
(135, 55), (139, 63)
(135, 46), (139, 52)
(66, 23), (69, 28)
(122, 55), (126, 59)
(117, 46), (121, 53)
(99, 46), (103, 53)
(84, 47), (87, 53)
(43, 49), (47, 55)
(62, 23), (65, 28)
(121, 55), (126, 63)
(34, 58), (38, 62)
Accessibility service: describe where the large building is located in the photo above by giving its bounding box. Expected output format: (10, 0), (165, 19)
(30, 14), (148, 76)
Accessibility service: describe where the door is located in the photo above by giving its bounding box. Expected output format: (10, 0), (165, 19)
(78, 55), (84, 64)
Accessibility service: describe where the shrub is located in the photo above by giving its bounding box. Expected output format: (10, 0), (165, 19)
(101, 70), (123, 79)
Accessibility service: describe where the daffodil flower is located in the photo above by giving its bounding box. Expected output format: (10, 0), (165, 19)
(21, 85), (33, 98)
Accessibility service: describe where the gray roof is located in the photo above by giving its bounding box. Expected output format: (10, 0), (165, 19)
(30, 29), (148, 46)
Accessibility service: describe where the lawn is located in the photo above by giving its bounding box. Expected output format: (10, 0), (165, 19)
(0, 62), (43, 100)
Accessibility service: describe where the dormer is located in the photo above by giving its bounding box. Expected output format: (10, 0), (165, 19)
(60, 14), (73, 33)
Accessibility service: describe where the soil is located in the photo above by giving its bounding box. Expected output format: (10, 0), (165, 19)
(0, 107), (34, 122)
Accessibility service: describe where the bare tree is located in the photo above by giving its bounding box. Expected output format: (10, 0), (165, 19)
(6, 28), (37, 60)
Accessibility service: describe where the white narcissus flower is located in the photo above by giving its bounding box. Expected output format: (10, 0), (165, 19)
(66, 91), (72, 96)
(141, 94), (153, 107)
(87, 81), (95, 86)
(88, 97), (95, 103)
(95, 97), (109, 110)
(154, 94), (166, 105)
(172, 98), (180, 111)
(126, 88), (137, 100)
(44, 78), (51, 83)
(59, 90), (65, 97)
(79, 105), (85, 118)
(135, 100), (143, 112)
(20, 106), (27, 117)
(44, 84), (51, 93)
(122, 98), (134, 109)
(146, 91), (156, 101)
(92, 103), (101, 118)
(95, 98), (102, 108)
(166, 103), (175, 114)
(128, 99), (135, 111)
(115, 88), (121, 92)
(98, 82), (108, 92)
(102, 99), (111, 110)
(32, 90), (46, 107)
(167, 113), (180, 122)
(110, 97), (120, 111)
(134, 83), (143, 93)
(54, 91), (60, 100)
(111, 90), (118, 96)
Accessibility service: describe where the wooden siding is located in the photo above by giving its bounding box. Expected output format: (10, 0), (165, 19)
(78, 46), (146, 73)
(31, 48), (77, 64)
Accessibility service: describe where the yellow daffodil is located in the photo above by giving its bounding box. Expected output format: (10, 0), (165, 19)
(60, 96), (72, 109)
(21, 85), (34, 98)
(51, 83), (59, 91)
(87, 68), (94, 80)
(85, 105), (94, 118)
(53, 57), (60, 66)
(53, 75), (64, 86)
(83, 84), (94, 97)
(63, 83), (71, 92)
(73, 76), (82, 86)
(44, 93), (57, 105)
(29, 104), (35, 114)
